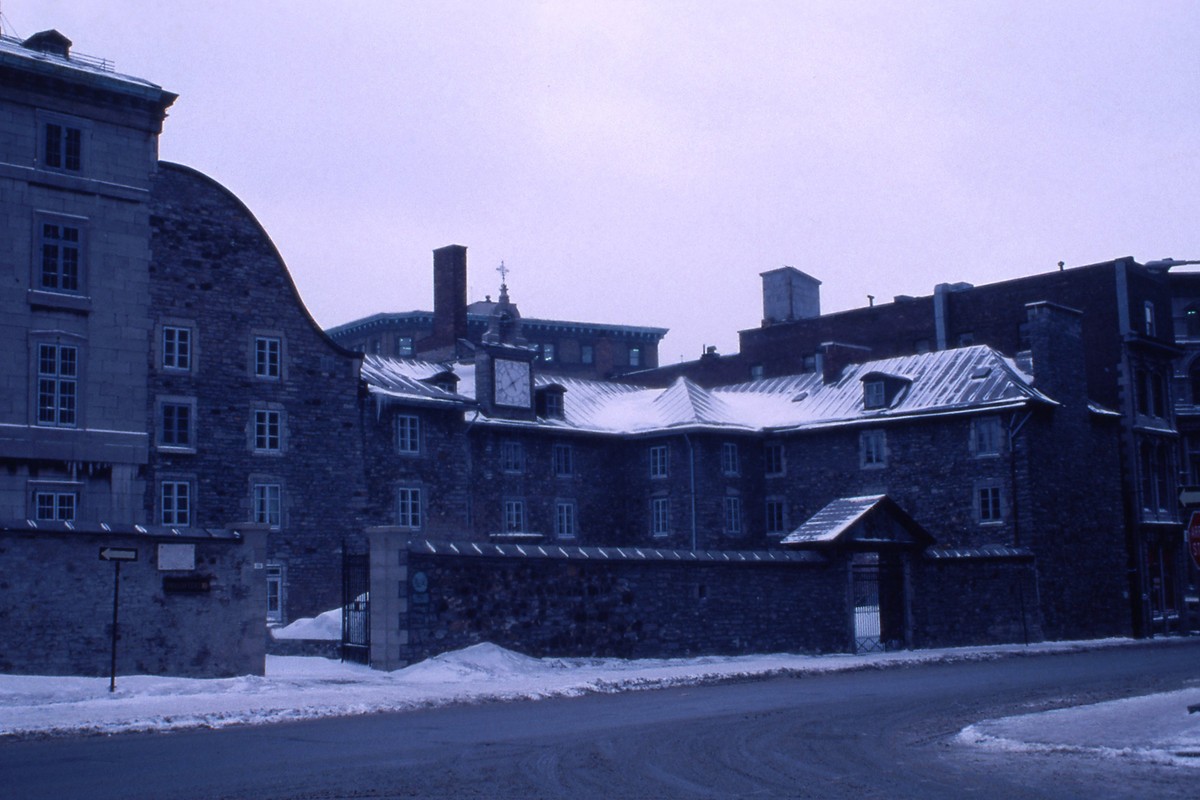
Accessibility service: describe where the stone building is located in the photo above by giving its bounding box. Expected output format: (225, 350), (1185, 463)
(630, 258), (1187, 638)
(326, 245), (668, 378)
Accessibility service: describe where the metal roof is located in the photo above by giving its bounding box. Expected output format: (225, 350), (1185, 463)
(411, 539), (826, 564)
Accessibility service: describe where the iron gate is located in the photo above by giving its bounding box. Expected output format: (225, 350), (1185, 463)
(852, 564), (884, 653)
(341, 552), (370, 664)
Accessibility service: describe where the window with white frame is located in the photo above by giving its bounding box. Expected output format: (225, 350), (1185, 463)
(34, 490), (77, 521)
(266, 565), (283, 623)
(555, 501), (576, 539)
(163, 326), (192, 371)
(253, 483), (282, 528)
(765, 498), (786, 536)
(972, 416), (1003, 457)
(161, 481), (191, 526)
(396, 415), (420, 454)
(724, 496), (742, 534)
(43, 121), (82, 171)
(860, 429), (887, 468)
(159, 400), (194, 448)
(397, 487), (422, 529)
(396, 336), (414, 357)
(1145, 301), (1156, 337)
(651, 497), (670, 537)
(649, 444), (669, 478)
(38, 219), (83, 293)
(542, 343), (556, 362)
(553, 443), (573, 477)
(864, 380), (887, 409)
(500, 440), (523, 473)
(254, 336), (282, 379)
(629, 347), (642, 367)
(765, 442), (785, 476)
(976, 482), (1003, 524)
(504, 499), (525, 533)
(37, 343), (77, 427)
(253, 409), (282, 452)
(721, 442), (740, 476)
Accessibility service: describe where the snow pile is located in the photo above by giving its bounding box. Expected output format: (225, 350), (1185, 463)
(270, 607), (341, 640)
(959, 688), (1200, 768)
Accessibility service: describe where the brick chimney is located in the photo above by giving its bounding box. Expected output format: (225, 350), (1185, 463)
(1021, 301), (1086, 410)
(430, 245), (468, 353)
(817, 341), (872, 384)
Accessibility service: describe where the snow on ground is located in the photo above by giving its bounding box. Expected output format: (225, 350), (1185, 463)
(1, 636), (1197, 767)
(959, 687), (1200, 768)
(270, 607), (341, 640)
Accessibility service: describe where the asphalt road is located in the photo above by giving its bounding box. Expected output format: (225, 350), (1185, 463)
(3, 640), (1199, 799)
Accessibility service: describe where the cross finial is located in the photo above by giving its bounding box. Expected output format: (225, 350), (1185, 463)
(497, 260), (509, 287)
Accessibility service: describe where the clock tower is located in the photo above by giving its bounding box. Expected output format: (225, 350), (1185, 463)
(476, 273), (537, 420)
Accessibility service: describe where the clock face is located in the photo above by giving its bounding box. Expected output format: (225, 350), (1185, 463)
(494, 358), (531, 408)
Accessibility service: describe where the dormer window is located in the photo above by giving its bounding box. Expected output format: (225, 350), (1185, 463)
(861, 372), (911, 410)
(864, 380), (887, 409)
(536, 385), (566, 418)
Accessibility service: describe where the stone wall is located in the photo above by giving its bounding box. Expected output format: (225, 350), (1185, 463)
(0, 526), (267, 677)
(367, 534), (847, 670)
(910, 550), (1043, 648)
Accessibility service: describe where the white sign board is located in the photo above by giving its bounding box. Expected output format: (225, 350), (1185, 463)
(157, 543), (196, 571)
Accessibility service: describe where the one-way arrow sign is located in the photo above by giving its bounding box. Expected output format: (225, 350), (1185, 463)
(99, 547), (138, 562)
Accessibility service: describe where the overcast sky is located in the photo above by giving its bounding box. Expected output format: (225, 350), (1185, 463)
(10, 2), (1199, 362)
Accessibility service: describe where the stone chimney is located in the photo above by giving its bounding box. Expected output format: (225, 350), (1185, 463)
(1021, 301), (1086, 409)
(817, 341), (872, 384)
(430, 244), (468, 353)
(761, 267), (821, 326)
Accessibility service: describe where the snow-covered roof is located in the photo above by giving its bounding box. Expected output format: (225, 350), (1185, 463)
(360, 355), (473, 409)
(782, 495), (889, 545)
(413, 539), (825, 564)
(361, 345), (1057, 437)
(780, 495), (934, 548)
(0, 32), (171, 99)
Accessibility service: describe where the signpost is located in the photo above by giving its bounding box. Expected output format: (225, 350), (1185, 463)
(1188, 512), (1200, 572)
(99, 547), (137, 692)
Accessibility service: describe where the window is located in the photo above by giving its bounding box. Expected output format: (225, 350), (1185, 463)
(581, 344), (594, 364)
(651, 497), (670, 537)
(977, 483), (1003, 524)
(163, 326), (192, 371)
(396, 415), (420, 454)
(721, 443), (740, 476)
(504, 499), (525, 533)
(397, 487), (422, 529)
(34, 490), (76, 521)
(649, 444), (669, 478)
(765, 442), (785, 476)
(37, 343), (77, 427)
(253, 483), (282, 528)
(864, 380), (886, 409)
(161, 481), (191, 526)
(159, 401), (194, 448)
(553, 443), (574, 477)
(957, 332), (975, 347)
(542, 343), (556, 362)
(555, 501), (576, 539)
(801, 354), (817, 373)
(1144, 301), (1156, 337)
(396, 336), (414, 357)
(860, 429), (887, 468)
(629, 347), (642, 368)
(972, 416), (1002, 457)
(765, 498), (786, 536)
(1140, 440), (1172, 517)
(1186, 306), (1200, 339)
(254, 336), (281, 379)
(43, 121), (82, 171)
(539, 389), (564, 418)
(266, 565), (283, 623)
(500, 440), (524, 473)
(724, 496), (742, 534)
(254, 409), (282, 452)
(371, 339), (381, 355)
(750, 364), (764, 380)
(39, 220), (82, 293)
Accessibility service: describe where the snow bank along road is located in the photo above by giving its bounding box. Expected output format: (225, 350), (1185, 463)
(2, 639), (1199, 799)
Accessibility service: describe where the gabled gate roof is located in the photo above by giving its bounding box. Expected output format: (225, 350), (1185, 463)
(781, 494), (934, 550)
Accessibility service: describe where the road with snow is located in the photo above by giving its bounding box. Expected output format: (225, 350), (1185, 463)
(3, 640), (1199, 799)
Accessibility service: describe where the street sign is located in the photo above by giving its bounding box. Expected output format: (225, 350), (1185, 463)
(99, 547), (137, 562)
(1189, 511), (1200, 571)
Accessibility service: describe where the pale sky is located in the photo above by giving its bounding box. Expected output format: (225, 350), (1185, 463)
(10, 1), (1199, 363)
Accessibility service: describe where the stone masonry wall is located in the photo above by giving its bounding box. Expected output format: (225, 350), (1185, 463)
(0, 527), (266, 677)
(910, 553), (1043, 648)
